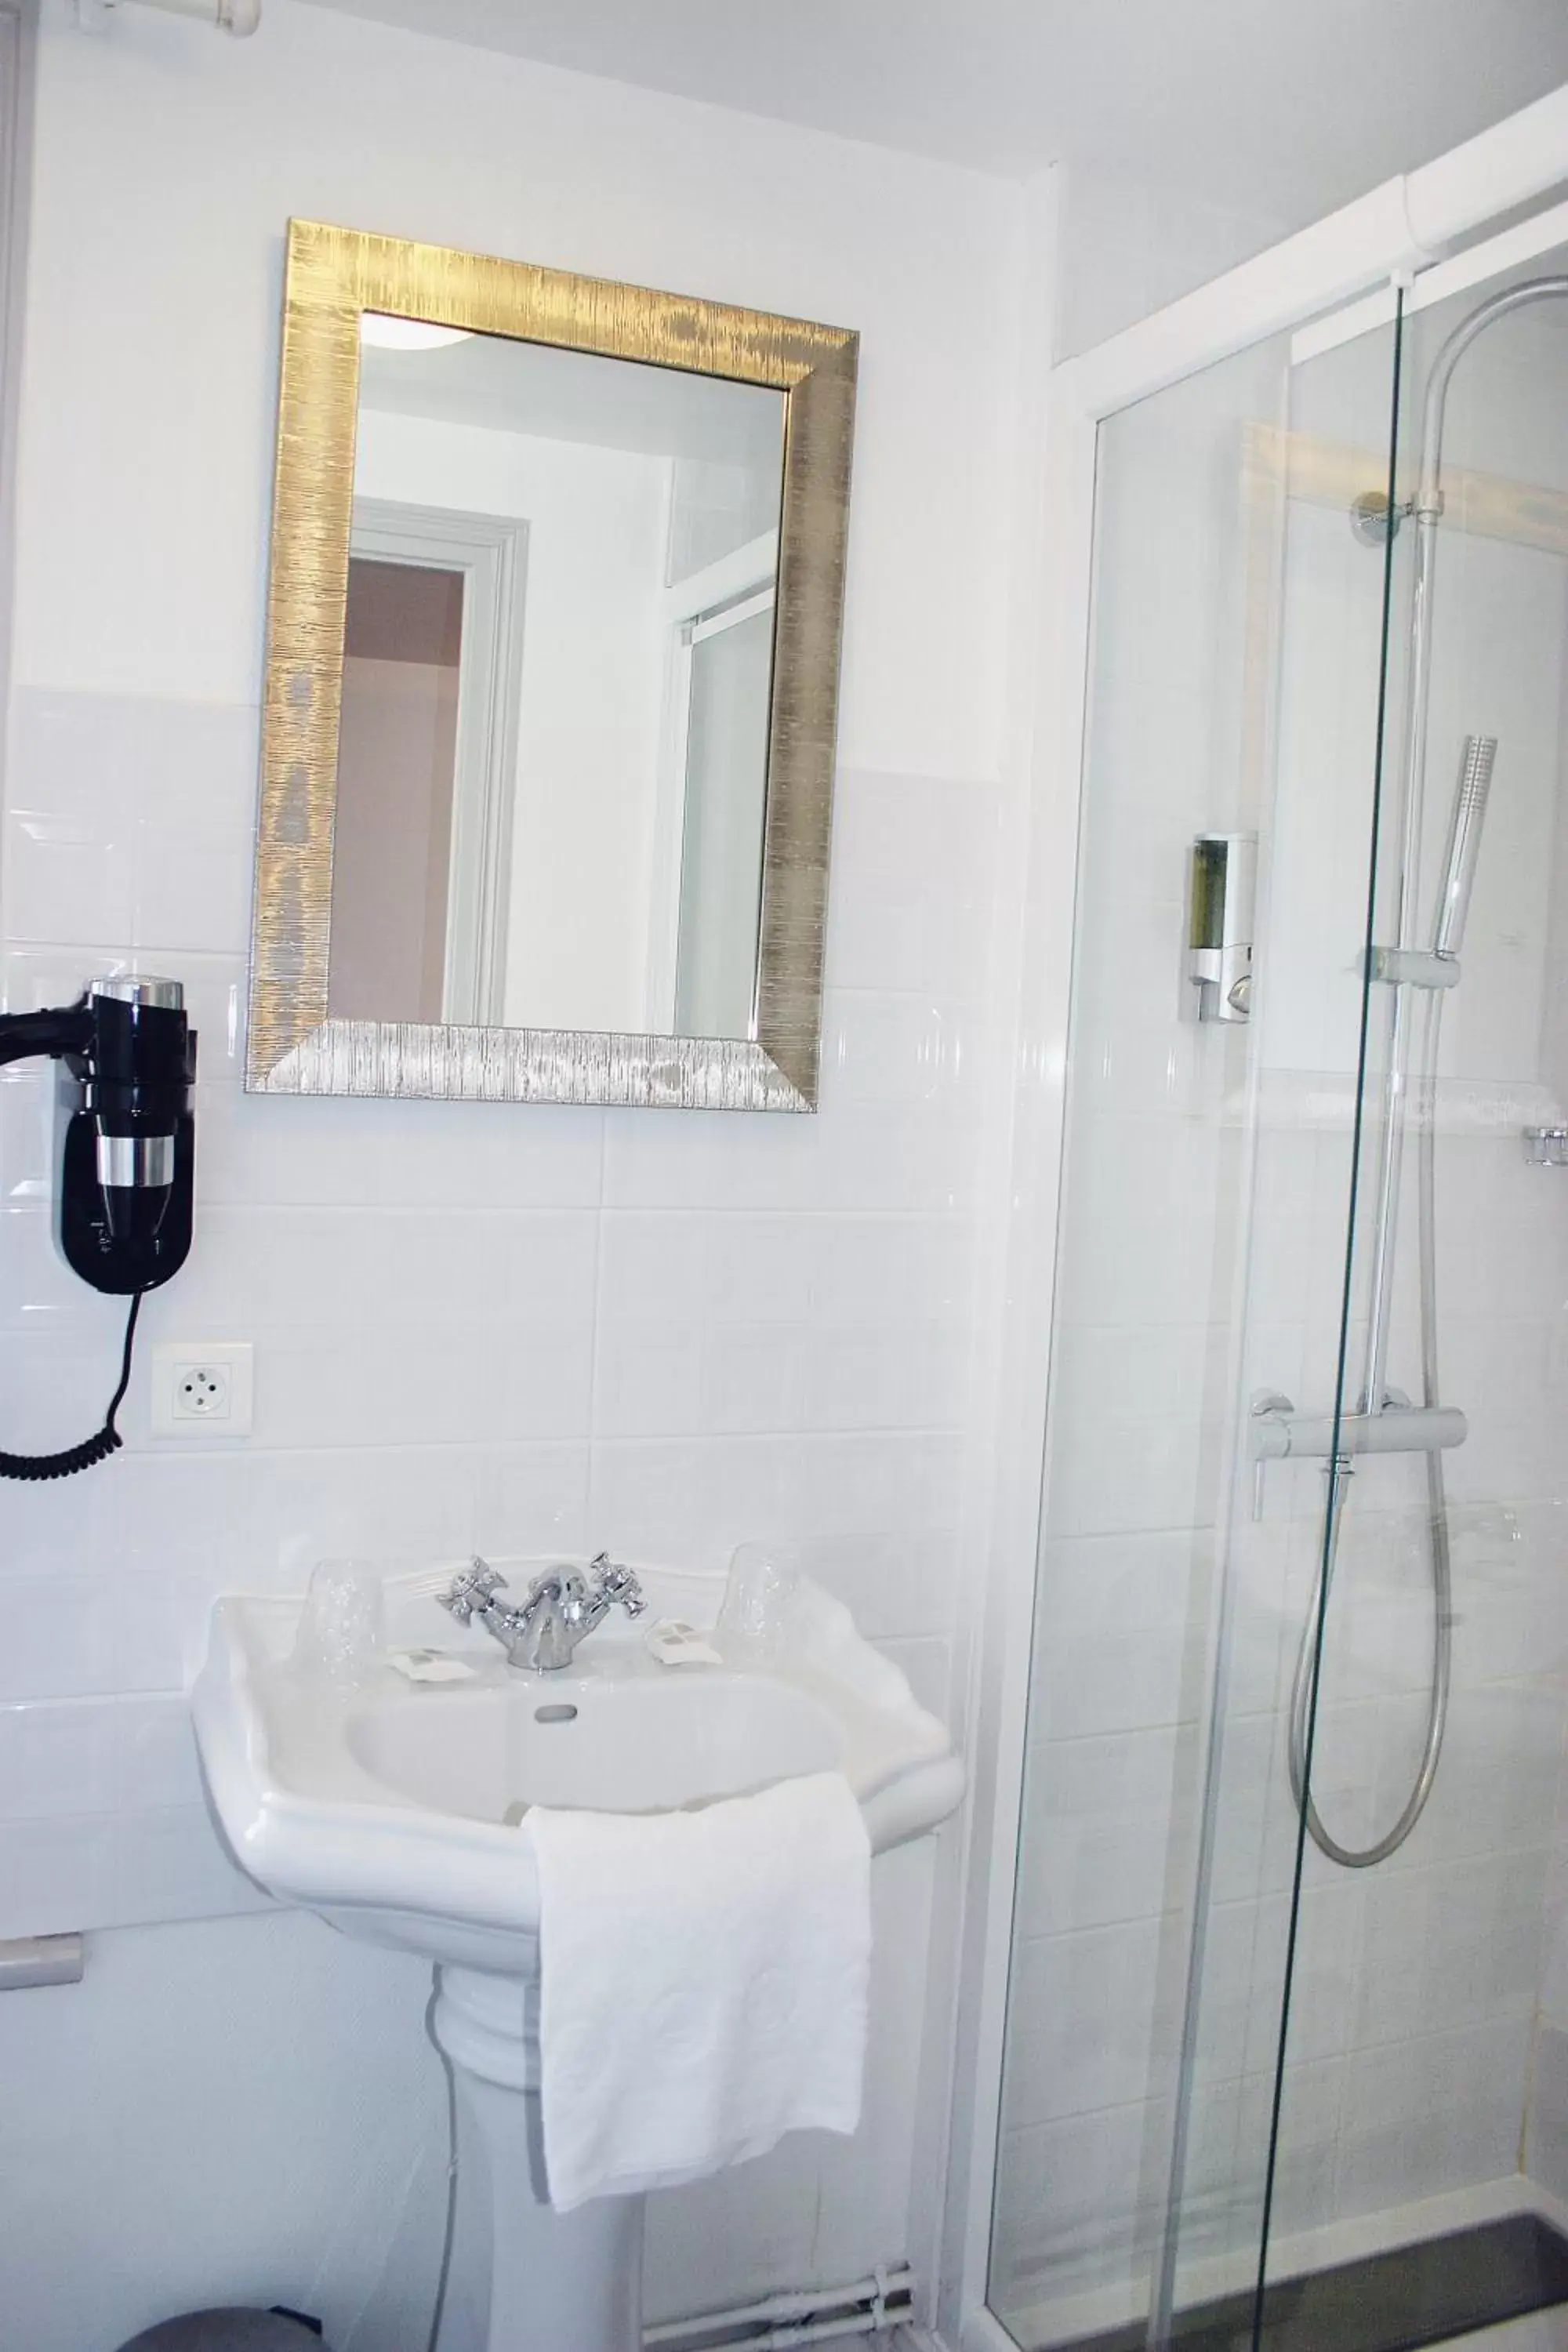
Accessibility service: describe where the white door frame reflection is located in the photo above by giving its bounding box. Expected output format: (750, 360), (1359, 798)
(333, 499), (528, 1029)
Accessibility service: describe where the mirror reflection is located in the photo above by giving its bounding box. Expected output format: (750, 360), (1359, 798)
(326, 316), (786, 1037)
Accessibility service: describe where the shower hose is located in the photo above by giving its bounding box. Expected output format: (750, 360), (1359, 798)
(1284, 987), (1453, 1867)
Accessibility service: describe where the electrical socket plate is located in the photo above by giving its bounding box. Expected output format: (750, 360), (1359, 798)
(151, 1341), (254, 1439)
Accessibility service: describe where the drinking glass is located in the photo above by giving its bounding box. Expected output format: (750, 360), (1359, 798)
(291, 1558), (385, 1686)
(715, 1540), (801, 1665)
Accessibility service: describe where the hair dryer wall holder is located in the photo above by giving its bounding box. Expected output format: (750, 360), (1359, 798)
(0, 976), (196, 1477)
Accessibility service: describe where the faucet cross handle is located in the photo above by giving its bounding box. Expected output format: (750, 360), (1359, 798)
(588, 1552), (647, 1617)
(438, 1557), (507, 1623)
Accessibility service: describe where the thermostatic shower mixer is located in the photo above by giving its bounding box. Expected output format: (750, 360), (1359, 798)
(1187, 833), (1256, 1022)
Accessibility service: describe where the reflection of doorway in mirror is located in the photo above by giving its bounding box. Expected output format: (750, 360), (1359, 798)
(332, 502), (529, 1028)
(328, 557), (463, 1025)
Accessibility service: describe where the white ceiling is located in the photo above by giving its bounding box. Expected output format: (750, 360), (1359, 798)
(299, 0), (1568, 225)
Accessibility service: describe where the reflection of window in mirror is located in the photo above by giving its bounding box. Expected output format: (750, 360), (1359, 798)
(331, 317), (786, 1040)
(646, 466), (779, 1036)
(650, 587), (775, 1039)
(677, 601), (775, 1036)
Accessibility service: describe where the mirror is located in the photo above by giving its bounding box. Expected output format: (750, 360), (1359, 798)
(249, 222), (858, 1110)
(338, 329), (786, 1037)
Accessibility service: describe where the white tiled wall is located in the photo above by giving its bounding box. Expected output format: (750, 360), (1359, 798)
(0, 6), (1028, 2343)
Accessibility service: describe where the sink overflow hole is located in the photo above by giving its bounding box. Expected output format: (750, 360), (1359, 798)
(535, 1703), (578, 1725)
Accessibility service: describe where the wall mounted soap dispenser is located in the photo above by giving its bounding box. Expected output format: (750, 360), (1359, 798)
(0, 976), (196, 1477)
(1187, 833), (1257, 1022)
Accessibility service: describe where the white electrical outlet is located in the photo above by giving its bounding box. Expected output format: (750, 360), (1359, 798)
(151, 1341), (254, 1439)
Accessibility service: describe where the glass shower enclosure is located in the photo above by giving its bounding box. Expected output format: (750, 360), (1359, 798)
(987, 218), (1568, 2352)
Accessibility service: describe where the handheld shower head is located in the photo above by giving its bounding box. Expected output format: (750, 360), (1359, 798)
(1432, 735), (1497, 960)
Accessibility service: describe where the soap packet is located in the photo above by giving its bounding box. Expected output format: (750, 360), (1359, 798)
(644, 1618), (723, 1668)
(386, 1647), (478, 1684)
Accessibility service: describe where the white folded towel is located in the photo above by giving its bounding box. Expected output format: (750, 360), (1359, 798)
(526, 1770), (871, 2212)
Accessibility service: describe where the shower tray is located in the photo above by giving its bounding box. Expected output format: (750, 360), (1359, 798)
(1040, 2212), (1568, 2352)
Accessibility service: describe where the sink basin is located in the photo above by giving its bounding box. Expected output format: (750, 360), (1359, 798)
(192, 1558), (964, 1973)
(348, 1672), (843, 1818)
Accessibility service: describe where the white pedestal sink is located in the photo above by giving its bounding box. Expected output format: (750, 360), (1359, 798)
(191, 1559), (964, 2352)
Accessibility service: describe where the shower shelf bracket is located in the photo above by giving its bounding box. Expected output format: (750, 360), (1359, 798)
(1364, 946), (1461, 989)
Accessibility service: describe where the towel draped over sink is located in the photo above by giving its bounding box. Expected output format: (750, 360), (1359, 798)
(525, 1769), (872, 2211)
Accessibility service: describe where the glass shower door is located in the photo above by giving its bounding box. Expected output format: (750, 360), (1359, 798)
(994, 206), (1568, 2352)
(1145, 284), (1415, 2346)
(986, 292), (1412, 2350)
(1249, 234), (1568, 2351)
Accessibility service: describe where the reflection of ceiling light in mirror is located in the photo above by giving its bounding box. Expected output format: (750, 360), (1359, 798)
(360, 315), (475, 353)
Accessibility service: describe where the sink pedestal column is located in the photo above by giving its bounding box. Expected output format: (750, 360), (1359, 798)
(430, 1962), (644, 2352)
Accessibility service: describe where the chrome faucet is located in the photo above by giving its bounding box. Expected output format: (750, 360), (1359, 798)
(437, 1553), (646, 1672)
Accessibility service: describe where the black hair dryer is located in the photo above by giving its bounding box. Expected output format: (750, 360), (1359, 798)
(0, 975), (196, 1478)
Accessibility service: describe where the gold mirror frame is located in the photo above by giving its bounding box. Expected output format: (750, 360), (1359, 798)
(247, 220), (858, 1110)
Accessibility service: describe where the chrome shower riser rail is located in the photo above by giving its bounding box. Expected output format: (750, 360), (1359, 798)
(1363, 286), (1566, 1417)
(1283, 290), (1568, 1876)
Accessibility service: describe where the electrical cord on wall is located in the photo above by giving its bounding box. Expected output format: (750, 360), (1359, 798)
(0, 1288), (144, 1479)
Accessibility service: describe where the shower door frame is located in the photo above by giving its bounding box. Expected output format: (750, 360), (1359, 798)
(947, 82), (1568, 2352)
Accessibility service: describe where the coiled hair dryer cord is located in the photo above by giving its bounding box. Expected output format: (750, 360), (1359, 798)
(0, 1289), (143, 1479)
